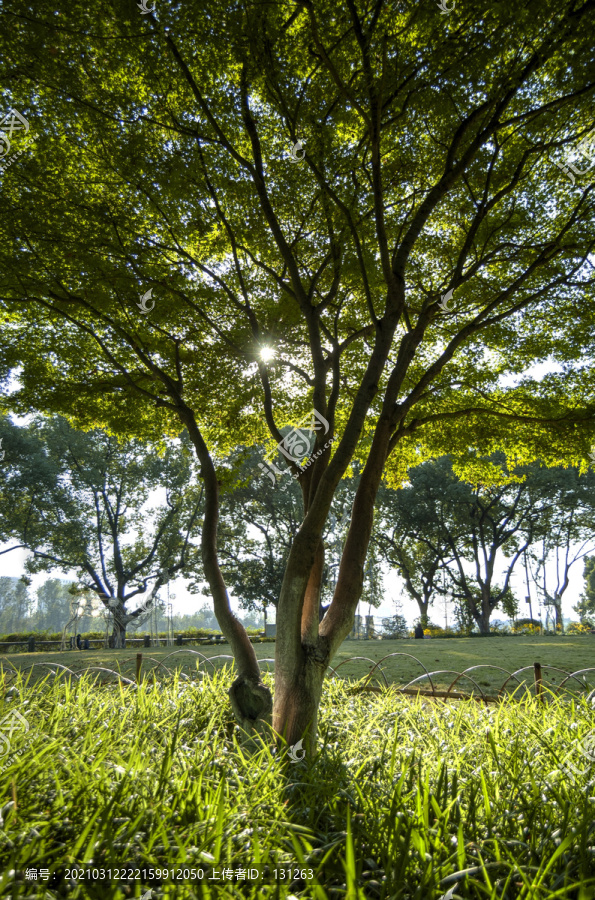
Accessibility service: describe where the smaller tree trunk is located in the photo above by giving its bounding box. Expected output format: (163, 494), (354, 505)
(554, 597), (564, 633)
(109, 604), (128, 648)
(111, 620), (127, 648)
(478, 586), (492, 634)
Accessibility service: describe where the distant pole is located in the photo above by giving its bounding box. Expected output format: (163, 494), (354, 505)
(136, 653), (142, 683)
(523, 550), (535, 627)
(168, 593), (176, 646)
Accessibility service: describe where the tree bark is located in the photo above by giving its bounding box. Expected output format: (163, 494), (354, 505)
(479, 586), (491, 634)
(272, 641), (327, 755)
(111, 618), (127, 649)
(272, 422), (392, 754)
(554, 596), (564, 632)
(109, 603), (128, 648)
(180, 405), (272, 733)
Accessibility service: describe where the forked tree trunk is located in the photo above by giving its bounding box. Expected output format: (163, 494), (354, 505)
(110, 605), (128, 648)
(273, 538), (328, 754)
(272, 421), (391, 755)
(179, 317), (396, 750)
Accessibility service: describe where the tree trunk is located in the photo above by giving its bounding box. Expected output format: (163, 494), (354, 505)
(110, 607), (127, 648)
(554, 597), (564, 633)
(272, 646), (327, 757)
(272, 421), (392, 753)
(478, 586), (491, 634)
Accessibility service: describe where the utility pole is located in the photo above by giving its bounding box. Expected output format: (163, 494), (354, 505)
(523, 550), (535, 628)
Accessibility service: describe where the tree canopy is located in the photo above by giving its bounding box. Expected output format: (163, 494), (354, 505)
(1, 0), (594, 747)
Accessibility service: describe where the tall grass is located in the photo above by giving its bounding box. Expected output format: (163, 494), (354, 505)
(0, 667), (594, 898)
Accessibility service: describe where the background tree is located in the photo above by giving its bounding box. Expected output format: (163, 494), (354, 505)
(169, 603), (219, 632)
(0, 416), (203, 646)
(376, 478), (455, 627)
(525, 466), (595, 632)
(1, 0), (595, 746)
(575, 556), (595, 626)
(0, 577), (30, 634)
(427, 457), (532, 633)
(358, 537), (384, 629)
(378, 456), (535, 633)
(34, 578), (85, 633)
(381, 593), (408, 639)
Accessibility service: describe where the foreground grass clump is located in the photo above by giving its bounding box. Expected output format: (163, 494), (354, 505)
(0, 670), (594, 898)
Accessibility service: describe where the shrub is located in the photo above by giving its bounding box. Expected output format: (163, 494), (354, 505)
(381, 614), (408, 638)
(566, 621), (594, 634)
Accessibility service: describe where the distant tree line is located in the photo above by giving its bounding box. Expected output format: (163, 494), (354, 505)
(0, 577), (262, 637)
(2, 416), (595, 640)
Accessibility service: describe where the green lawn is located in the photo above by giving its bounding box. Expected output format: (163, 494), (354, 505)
(2, 634), (595, 697)
(332, 635), (595, 696)
(1, 668), (594, 898)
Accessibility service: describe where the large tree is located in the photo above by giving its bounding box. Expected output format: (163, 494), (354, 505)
(378, 455), (535, 633)
(1, 0), (595, 748)
(0, 416), (203, 646)
(0, 577), (30, 634)
(525, 465), (595, 631)
(34, 578), (83, 634)
(575, 556), (595, 625)
(375, 478), (454, 628)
